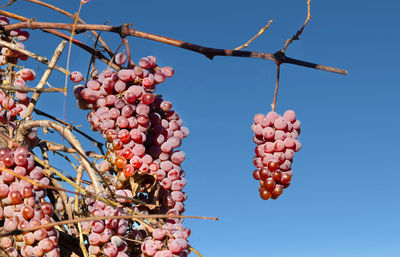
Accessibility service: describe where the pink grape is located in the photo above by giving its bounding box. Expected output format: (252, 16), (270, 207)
(115, 53), (127, 66)
(70, 71), (83, 83)
(283, 110), (296, 123)
(18, 68), (36, 81)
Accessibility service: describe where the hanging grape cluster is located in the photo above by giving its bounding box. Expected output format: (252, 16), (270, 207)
(251, 110), (302, 200)
(0, 147), (59, 257)
(72, 53), (191, 256)
(0, 16), (38, 141)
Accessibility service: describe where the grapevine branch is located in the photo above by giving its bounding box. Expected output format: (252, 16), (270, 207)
(17, 119), (102, 193)
(0, 84), (66, 93)
(281, 0), (312, 53)
(0, 9), (120, 70)
(271, 0), (312, 111)
(0, 38), (68, 74)
(24, 0), (114, 58)
(0, 0), (16, 9)
(74, 164), (89, 257)
(1, 21), (348, 75)
(23, 40), (67, 119)
(34, 107), (106, 155)
(0, 214), (218, 238)
(234, 19), (273, 50)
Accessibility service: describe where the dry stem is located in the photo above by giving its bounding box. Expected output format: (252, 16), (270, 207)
(34, 108), (105, 155)
(24, 0), (114, 57)
(0, 39), (68, 74)
(0, 85), (66, 93)
(0, 9), (120, 71)
(1, 21), (347, 75)
(23, 40), (67, 119)
(17, 119), (102, 193)
(234, 19), (273, 50)
(0, 213), (217, 237)
(271, 64), (281, 112)
(281, 0), (312, 53)
(0, 0), (16, 9)
(75, 165), (89, 257)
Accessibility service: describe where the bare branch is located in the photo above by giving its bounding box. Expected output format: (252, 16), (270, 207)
(0, 9), (120, 71)
(0, 38), (68, 74)
(23, 40), (67, 119)
(0, 84), (66, 93)
(74, 165), (89, 257)
(24, 0), (114, 58)
(234, 19), (273, 50)
(17, 119), (102, 193)
(34, 108), (105, 155)
(1, 21), (348, 75)
(281, 0), (312, 53)
(0, 214), (218, 237)
(0, 0), (17, 9)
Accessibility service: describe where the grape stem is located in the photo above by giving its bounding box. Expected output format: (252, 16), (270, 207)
(271, 63), (281, 112)
(1, 21), (348, 75)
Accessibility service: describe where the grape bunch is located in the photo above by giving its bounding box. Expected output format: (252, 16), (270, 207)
(0, 68), (37, 123)
(0, 16), (38, 141)
(83, 198), (129, 257)
(251, 110), (302, 200)
(0, 147), (59, 257)
(72, 53), (191, 256)
(0, 16), (30, 66)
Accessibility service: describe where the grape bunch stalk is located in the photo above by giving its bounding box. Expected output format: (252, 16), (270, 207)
(251, 110), (302, 200)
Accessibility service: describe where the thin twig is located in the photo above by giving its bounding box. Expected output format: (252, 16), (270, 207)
(1, 21), (347, 75)
(39, 141), (74, 221)
(17, 119), (102, 193)
(281, 0), (312, 53)
(0, 85), (66, 93)
(43, 140), (104, 159)
(0, 39), (68, 74)
(75, 165), (89, 257)
(0, 9), (119, 71)
(234, 19), (273, 50)
(0, 214), (218, 237)
(190, 247), (204, 257)
(23, 40), (67, 119)
(0, 0), (17, 9)
(24, 0), (114, 57)
(34, 108), (105, 155)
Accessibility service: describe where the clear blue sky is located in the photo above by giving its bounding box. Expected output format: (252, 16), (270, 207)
(5, 0), (400, 256)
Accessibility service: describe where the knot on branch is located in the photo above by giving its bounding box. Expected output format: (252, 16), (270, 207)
(118, 24), (130, 38)
(273, 51), (287, 65)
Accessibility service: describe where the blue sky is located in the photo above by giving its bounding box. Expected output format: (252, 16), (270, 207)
(5, 0), (400, 256)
